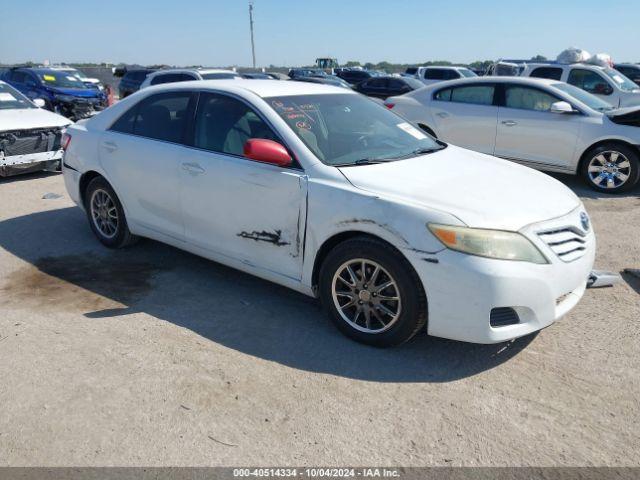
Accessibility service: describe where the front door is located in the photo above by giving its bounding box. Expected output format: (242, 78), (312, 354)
(494, 84), (582, 171)
(180, 92), (306, 280)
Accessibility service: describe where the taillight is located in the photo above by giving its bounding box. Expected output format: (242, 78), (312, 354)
(385, 102), (395, 109)
(61, 133), (72, 151)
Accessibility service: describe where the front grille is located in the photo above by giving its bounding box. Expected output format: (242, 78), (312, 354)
(490, 307), (520, 327)
(0, 128), (63, 156)
(537, 226), (587, 262)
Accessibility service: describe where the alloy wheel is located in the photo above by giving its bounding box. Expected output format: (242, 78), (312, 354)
(90, 188), (119, 239)
(331, 258), (402, 333)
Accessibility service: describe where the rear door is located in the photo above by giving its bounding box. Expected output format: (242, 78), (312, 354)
(429, 83), (499, 154)
(180, 92), (306, 279)
(494, 84), (581, 170)
(99, 90), (196, 240)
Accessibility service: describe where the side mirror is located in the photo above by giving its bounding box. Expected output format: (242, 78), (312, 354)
(243, 139), (292, 167)
(550, 101), (574, 114)
(33, 98), (46, 108)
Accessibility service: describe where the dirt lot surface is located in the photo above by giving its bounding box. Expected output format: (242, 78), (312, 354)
(0, 172), (638, 466)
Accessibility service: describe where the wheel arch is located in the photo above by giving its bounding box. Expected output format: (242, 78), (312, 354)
(311, 230), (413, 290)
(577, 138), (640, 173)
(78, 170), (104, 208)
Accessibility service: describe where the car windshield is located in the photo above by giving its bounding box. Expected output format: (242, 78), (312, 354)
(0, 83), (36, 110)
(64, 69), (88, 80)
(602, 68), (638, 92)
(39, 71), (86, 88)
(459, 69), (477, 78)
(553, 83), (615, 112)
(267, 93), (444, 166)
(201, 72), (239, 79)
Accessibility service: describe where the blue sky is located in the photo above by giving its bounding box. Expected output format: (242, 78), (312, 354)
(1, 0), (638, 66)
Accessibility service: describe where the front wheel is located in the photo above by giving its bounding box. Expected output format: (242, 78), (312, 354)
(581, 143), (640, 193)
(319, 237), (427, 347)
(84, 176), (138, 248)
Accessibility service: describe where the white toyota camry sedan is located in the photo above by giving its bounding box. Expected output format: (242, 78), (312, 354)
(386, 77), (640, 193)
(62, 80), (595, 347)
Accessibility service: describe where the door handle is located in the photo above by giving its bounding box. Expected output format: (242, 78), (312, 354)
(181, 162), (205, 175)
(501, 120), (517, 126)
(436, 112), (449, 118)
(101, 141), (118, 152)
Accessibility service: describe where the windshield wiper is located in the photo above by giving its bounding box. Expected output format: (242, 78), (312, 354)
(334, 158), (391, 167)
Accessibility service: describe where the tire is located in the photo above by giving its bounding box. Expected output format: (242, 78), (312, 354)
(84, 176), (138, 248)
(319, 236), (427, 347)
(581, 143), (640, 193)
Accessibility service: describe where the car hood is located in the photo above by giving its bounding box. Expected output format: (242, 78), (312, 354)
(0, 108), (71, 131)
(338, 145), (581, 231)
(48, 86), (101, 98)
(607, 105), (640, 127)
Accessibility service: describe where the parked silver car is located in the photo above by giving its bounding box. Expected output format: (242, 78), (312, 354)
(386, 77), (640, 192)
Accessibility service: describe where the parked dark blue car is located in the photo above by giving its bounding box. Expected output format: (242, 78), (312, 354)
(1, 67), (107, 120)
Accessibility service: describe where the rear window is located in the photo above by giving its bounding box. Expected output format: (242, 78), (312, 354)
(150, 73), (195, 85)
(405, 68), (418, 75)
(434, 85), (495, 105)
(530, 67), (563, 81)
(200, 73), (239, 80)
(110, 91), (193, 143)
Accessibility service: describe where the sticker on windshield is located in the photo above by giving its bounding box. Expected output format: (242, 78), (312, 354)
(43, 75), (56, 82)
(66, 76), (78, 81)
(612, 75), (624, 84)
(0, 92), (16, 102)
(397, 122), (427, 140)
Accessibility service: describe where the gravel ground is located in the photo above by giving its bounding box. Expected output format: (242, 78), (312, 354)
(0, 171), (638, 466)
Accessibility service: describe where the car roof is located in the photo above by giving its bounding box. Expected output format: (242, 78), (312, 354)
(415, 76), (561, 91)
(142, 79), (354, 97)
(149, 68), (238, 76)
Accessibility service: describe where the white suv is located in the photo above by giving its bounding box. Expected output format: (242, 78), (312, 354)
(521, 63), (640, 108)
(405, 66), (476, 85)
(140, 68), (240, 89)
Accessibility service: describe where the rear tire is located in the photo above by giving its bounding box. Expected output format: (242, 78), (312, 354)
(84, 176), (138, 248)
(580, 143), (640, 193)
(319, 236), (427, 347)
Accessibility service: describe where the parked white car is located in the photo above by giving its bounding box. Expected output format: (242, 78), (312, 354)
(62, 80), (595, 347)
(405, 66), (477, 85)
(0, 81), (71, 177)
(386, 77), (640, 192)
(140, 68), (241, 89)
(520, 63), (640, 108)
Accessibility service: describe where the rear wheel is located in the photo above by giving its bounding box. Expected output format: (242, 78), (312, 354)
(84, 177), (138, 248)
(581, 143), (640, 193)
(319, 236), (427, 347)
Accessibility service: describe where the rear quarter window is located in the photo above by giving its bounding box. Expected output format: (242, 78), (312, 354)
(530, 67), (563, 81)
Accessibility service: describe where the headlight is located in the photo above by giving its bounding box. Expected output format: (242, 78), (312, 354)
(428, 224), (548, 264)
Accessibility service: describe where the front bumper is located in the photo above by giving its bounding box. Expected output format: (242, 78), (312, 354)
(0, 150), (63, 176)
(404, 207), (596, 344)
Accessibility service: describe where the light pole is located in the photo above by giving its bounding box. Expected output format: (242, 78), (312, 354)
(249, 2), (256, 68)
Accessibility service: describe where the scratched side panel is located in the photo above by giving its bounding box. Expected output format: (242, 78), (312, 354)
(181, 150), (307, 281)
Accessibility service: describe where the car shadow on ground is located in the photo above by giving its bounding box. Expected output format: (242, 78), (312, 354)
(548, 172), (640, 200)
(0, 206), (537, 383)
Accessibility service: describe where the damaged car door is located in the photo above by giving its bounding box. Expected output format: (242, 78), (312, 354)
(181, 92), (306, 280)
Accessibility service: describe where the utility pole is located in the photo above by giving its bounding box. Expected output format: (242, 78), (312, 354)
(249, 2), (256, 68)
